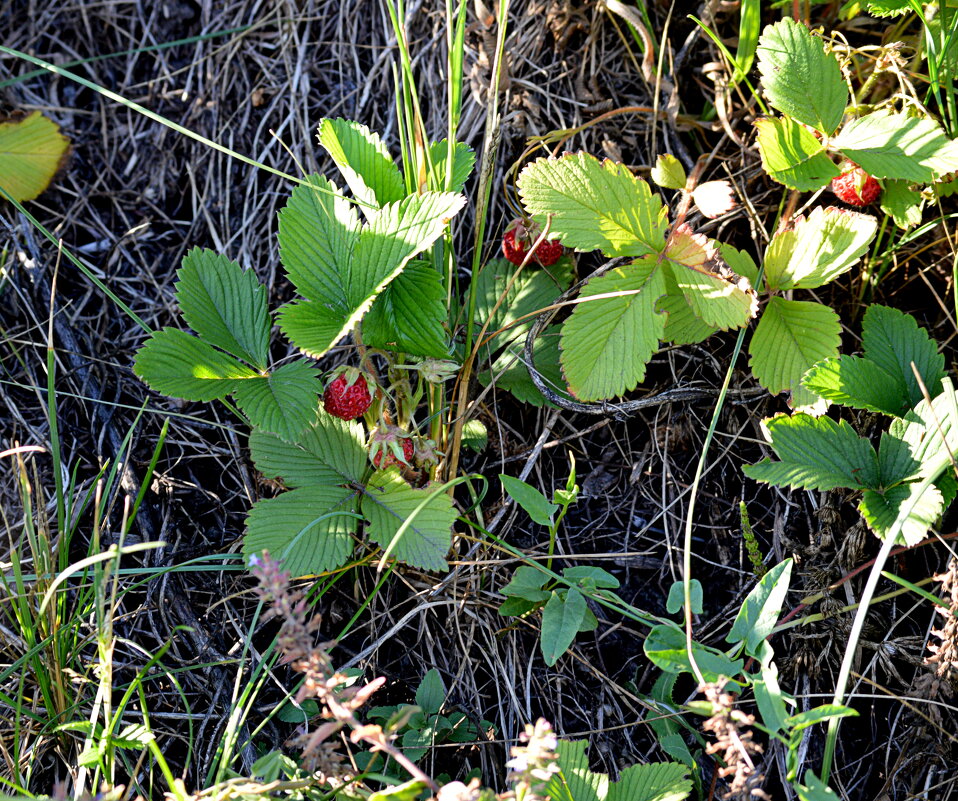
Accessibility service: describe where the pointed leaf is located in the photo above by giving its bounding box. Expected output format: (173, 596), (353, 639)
(250, 414), (367, 487)
(861, 304), (946, 409)
(244, 485), (359, 577)
(755, 117), (841, 190)
(500, 475), (557, 526)
(743, 413), (881, 491)
(560, 259), (667, 400)
(415, 669), (446, 716)
(643, 624), (744, 682)
(832, 112), (958, 182)
(762, 207), (878, 291)
(175, 248), (270, 369)
(278, 174), (358, 307)
(518, 153), (669, 257)
(361, 469), (457, 571)
(802, 356), (908, 416)
(317, 118), (405, 210)
(727, 559), (793, 657)
(133, 328), (258, 401)
(749, 297), (841, 397)
(427, 139), (475, 193)
(859, 483), (943, 546)
(756, 17), (847, 134)
(662, 226), (757, 330)
(541, 588), (587, 666)
(0, 111), (70, 202)
(232, 361), (321, 441)
(363, 261), (449, 357)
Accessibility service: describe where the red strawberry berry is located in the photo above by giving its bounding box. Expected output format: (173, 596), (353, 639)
(830, 163), (881, 206)
(323, 370), (373, 420)
(502, 218), (564, 266)
(369, 426), (416, 469)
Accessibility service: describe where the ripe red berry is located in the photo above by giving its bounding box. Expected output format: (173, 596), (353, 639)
(323, 371), (373, 420)
(372, 437), (415, 469)
(502, 218), (564, 266)
(830, 163), (881, 206)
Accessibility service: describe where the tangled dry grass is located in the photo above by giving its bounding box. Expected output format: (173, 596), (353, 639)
(2, 1), (958, 799)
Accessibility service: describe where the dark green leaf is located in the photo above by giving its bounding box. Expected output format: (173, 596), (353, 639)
(541, 588), (587, 666)
(233, 361), (321, 441)
(363, 261), (450, 357)
(415, 669), (446, 716)
(643, 625), (745, 682)
(500, 475), (557, 526)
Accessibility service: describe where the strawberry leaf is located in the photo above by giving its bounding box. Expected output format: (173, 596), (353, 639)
(859, 483), (943, 546)
(517, 153), (669, 257)
(802, 356), (908, 416)
(317, 118), (405, 212)
(175, 248), (271, 370)
(749, 297), (841, 399)
(743, 413), (881, 491)
(559, 258), (667, 400)
(481, 327), (571, 407)
(133, 328), (259, 401)
(754, 117), (841, 191)
(880, 179), (924, 229)
(361, 469), (457, 571)
(232, 361), (321, 442)
(278, 175), (359, 308)
(756, 17), (848, 134)
(650, 154), (687, 189)
(363, 261), (449, 358)
(250, 414), (367, 487)
(832, 112), (958, 182)
(244, 486), (360, 577)
(762, 207), (878, 291)
(661, 226), (758, 330)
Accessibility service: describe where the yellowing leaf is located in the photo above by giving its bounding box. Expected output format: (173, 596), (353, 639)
(0, 111), (70, 202)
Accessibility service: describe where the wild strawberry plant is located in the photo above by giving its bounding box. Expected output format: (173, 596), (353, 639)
(753, 17), (958, 227)
(133, 118), (475, 575)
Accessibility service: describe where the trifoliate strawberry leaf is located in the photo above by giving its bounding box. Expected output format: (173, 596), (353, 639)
(559, 258), (667, 401)
(244, 485), (360, 577)
(175, 248), (270, 369)
(765, 207), (878, 291)
(651, 154), (687, 189)
(317, 118), (405, 212)
(278, 174), (359, 308)
(481, 327), (571, 407)
(546, 739), (692, 801)
(749, 297), (841, 398)
(427, 139), (475, 193)
(743, 413), (881, 491)
(232, 361), (321, 441)
(518, 153), (669, 257)
(250, 414), (367, 487)
(278, 191), (465, 358)
(754, 117), (841, 191)
(802, 356), (908, 416)
(880, 179), (924, 229)
(133, 328), (259, 401)
(360, 469), (457, 571)
(756, 17), (848, 134)
(0, 111), (71, 202)
(661, 225), (758, 330)
(832, 112), (958, 182)
(363, 261), (449, 357)
(473, 256), (574, 357)
(861, 304), (946, 409)
(540, 587), (587, 666)
(859, 483), (943, 546)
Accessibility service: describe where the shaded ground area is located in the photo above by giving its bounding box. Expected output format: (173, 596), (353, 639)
(2, 1), (957, 798)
